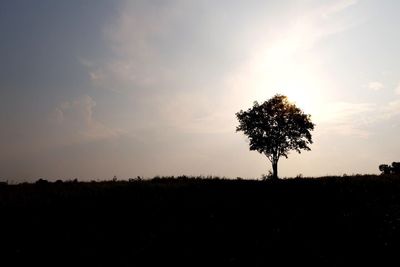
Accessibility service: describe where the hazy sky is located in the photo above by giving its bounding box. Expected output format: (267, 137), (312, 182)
(1, 0), (400, 181)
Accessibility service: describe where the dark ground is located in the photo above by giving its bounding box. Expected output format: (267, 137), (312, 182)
(1, 175), (400, 266)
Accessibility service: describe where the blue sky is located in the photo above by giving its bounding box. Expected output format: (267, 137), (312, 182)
(1, 0), (400, 181)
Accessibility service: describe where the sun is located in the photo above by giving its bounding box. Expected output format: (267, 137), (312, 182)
(252, 70), (323, 118)
(281, 81), (318, 114)
(255, 50), (327, 120)
(235, 30), (329, 124)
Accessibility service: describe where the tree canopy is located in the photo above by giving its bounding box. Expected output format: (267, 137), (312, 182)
(379, 162), (400, 175)
(236, 94), (315, 179)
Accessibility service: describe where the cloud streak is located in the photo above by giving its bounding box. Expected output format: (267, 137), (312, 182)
(316, 102), (376, 138)
(395, 82), (400, 95)
(368, 81), (384, 91)
(52, 95), (123, 143)
(383, 99), (400, 119)
(87, 0), (362, 132)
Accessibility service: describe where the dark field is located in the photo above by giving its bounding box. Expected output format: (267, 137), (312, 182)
(1, 175), (400, 266)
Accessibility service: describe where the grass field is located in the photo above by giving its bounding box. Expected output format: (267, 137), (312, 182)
(1, 175), (400, 266)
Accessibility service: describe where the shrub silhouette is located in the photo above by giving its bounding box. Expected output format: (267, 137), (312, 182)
(392, 162), (400, 174)
(379, 164), (392, 175)
(236, 94), (315, 179)
(379, 162), (400, 174)
(35, 178), (49, 185)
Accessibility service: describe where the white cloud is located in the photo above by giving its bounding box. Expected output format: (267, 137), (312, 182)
(316, 98), (400, 138)
(317, 102), (376, 138)
(89, 71), (104, 83)
(92, 1), (259, 91)
(2, 95), (124, 162)
(52, 95), (123, 143)
(368, 81), (384, 91)
(90, 0), (360, 90)
(395, 82), (400, 95)
(83, 0), (363, 137)
(321, 0), (358, 18)
(383, 99), (400, 118)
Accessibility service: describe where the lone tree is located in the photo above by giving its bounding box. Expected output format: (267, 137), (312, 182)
(236, 94), (315, 179)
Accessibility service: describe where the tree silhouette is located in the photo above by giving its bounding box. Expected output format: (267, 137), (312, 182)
(236, 94), (315, 179)
(392, 162), (400, 174)
(379, 162), (400, 175)
(379, 164), (392, 175)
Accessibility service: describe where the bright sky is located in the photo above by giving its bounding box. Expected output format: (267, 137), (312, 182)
(1, 0), (400, 181)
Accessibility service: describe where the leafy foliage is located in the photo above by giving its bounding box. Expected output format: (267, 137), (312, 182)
(236, 94), (315, 178)
(379, 162), (400, 174)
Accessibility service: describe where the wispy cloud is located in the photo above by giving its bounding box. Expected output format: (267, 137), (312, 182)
(383, 99), (400, 118)
(52, 95), (123, 143)
(1, 95), (123, 163)
(368, 81), (384, 91)
(84, 0), (364, 137)
(91, 1), (255, 91)
(321, 0), (358, 18)
(317, 102), (376, 138)
(316, 97), (400, 138)
(395, 82), (400, 95)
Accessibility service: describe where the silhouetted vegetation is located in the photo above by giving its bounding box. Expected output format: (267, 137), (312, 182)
(379, 162), (400, 175)
(1, 175), (400, 266)
(236, 95), (315, 179)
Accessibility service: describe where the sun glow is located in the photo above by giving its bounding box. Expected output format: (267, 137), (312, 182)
(246, 35), (327, 122)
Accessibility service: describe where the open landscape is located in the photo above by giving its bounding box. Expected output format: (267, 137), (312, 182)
(2, 174), (400, 266)
(2, 1), (400, 266)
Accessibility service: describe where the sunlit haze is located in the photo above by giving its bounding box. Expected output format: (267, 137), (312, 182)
(1, 0), (400, 181)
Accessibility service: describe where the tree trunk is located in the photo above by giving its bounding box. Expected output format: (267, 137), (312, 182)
(272, 160), (278, 179)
